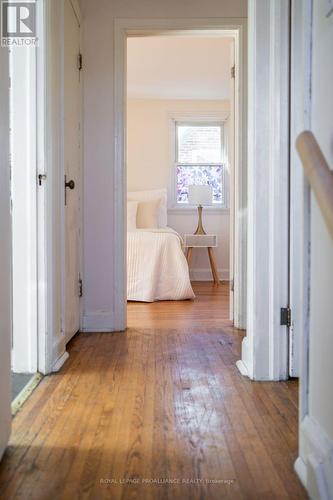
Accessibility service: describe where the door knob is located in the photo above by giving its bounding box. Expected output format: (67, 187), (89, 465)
(65, 178), (75, 189)
(64, 176), (75, 205)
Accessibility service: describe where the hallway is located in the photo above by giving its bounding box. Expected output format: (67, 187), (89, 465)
(0, 284), (305, 499)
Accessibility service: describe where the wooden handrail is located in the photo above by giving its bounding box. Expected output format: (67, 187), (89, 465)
(296, 130), (333, 241)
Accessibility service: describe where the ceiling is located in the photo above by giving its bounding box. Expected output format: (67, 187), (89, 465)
(127, 36), (233, 100)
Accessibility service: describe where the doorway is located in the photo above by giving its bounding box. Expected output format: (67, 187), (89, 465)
(113, 19), (247, 332)
(126, 34), (235, 323)
(9, 0), (82, 395)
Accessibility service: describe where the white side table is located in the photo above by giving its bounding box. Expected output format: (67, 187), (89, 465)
(183, 234), (219, 285)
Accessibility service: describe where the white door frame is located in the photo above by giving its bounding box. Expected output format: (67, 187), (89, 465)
(289, 0), (312, 384)
(237, 0), (291, 380)
(113, 17), (247, 331)
(229, 39), (236, 321)
(9, 0), (50, 376)
(10, 45), (38, 374)
(0, 42), (12, 460)
(36, 0), (51, 375)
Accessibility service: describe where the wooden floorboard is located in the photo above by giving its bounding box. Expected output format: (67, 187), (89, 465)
(0, 282), (306, 499)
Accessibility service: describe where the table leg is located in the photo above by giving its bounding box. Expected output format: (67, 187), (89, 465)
(186, 247), (193, 265)
(208, 247), (220, 285)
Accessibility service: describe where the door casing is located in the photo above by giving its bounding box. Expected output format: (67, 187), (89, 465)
(237, 0), (291, 381)
(0, 42), (12, 460)
(112, 17), (248, 333)
(288, 0), (312, 384)
(10, 44), (38, 375)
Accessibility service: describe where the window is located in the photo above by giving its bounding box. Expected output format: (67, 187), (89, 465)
(174, 122), (227, 207)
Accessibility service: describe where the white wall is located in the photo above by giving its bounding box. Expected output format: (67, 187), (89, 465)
(127, 98), (230, 280)
(296, 2), (333, 497)
(81, 0), (247, 325)
(308, 0), (333, 440)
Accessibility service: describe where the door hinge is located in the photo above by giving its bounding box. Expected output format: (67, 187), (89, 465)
(280, 307), (292, 327)
(230, 279), (234, 292)
(78, 277), (83, 297)
(231, 65), (235, 79)
(77, 52), (82, 71)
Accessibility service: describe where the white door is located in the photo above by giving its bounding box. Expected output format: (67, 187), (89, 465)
(229, 40), (235, 321)
(0, 46), (12, 459)
(64, 0), (81, 344)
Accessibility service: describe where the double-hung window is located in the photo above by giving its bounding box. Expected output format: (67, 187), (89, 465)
(174, 121), (227, 208)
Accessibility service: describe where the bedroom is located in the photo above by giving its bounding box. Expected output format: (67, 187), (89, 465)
(126, 34), (237, 325)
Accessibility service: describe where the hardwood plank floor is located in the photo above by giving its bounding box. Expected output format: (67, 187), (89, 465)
(127, 281), (231, 329)
(0, 282), (306, 499)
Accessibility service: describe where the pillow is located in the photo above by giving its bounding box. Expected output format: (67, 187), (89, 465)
(127, 188), (167, 227)
(127, 200), (138, 231)
(136, 198), (161, 229)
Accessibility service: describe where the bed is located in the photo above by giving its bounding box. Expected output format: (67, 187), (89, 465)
(127, 227), (195, 302)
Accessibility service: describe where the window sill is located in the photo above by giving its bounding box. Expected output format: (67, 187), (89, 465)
(167, 206), (230, 216)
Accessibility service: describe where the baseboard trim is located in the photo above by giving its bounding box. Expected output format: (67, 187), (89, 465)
(189, 268), (229, 281)
(296, 415), (333, 499)
(294, 457), (307, 488)
(234, 313), (246, 330)
(52, 351), (69, 372)
(236, 359), (249, 377)
(82, 312), (115, 332)
(238, 336), (254, 379)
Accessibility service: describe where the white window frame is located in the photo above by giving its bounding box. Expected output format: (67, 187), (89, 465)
(168, 113), (230, 213)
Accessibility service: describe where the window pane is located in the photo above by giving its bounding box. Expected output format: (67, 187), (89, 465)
(177, 125), (222, 164)
(176, 166), (223, 204)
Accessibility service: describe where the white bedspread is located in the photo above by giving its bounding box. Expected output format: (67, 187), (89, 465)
(127, 228), (195, 302)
